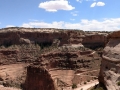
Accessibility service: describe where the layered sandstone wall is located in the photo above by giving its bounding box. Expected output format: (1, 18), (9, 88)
(0, 27), (107, 48)
(0, 27), (82, 46)
(82, 34), (107, 49)
(37, 47), (95, 70)
(0, 27), (107, 65)
(0, 44), (40, 65)
(26, 47), (101, 90)
(99, 31), (120, 90)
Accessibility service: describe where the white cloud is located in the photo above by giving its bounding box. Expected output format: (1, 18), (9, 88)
(77, 0), (97, 3)
(97, 2), (105, 6)
(22, 21), (64, 28)
(21, 23), (33, 28)
(21, 18), (120, 31)
(29, 19), (39, 22)
(76, 0), (83, 3)
(39, 0), (75, 12)
(90, 2), (96, 7)
(71, 13), (78, 16)
(6, 25), (15, 27)
(70, 19), (75, 21)
(71, 11), (79, 16)
(91, 2), (105, 7)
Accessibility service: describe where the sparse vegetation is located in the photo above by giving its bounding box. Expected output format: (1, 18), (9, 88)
(91, 87), (104, 90)
(84, 82), (87, 84)
(90, 83), (107, 90)
(94, 77), (97, 80)
(72, 83), (77, 89)
(117, 81), (120, 86)
(87, 80), (90, 82)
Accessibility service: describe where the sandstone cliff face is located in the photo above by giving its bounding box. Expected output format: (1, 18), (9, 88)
(25, 65), (56, 90)
(82, 34), (107, 49)
(37, 45), (96, 70)
(0, 27), (79, 46)
(99, 31), (120, 90)
(0, 27), (107, 48)
(0, 44), (40, 64)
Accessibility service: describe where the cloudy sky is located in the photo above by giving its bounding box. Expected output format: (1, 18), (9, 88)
(0, 0), (120, 31)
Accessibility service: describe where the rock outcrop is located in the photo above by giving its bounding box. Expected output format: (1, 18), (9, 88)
(25, 65), (56, 90)
(99, 31), (120, 90)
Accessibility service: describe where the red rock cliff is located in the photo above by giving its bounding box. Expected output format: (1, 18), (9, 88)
(25, 65), (56, 90)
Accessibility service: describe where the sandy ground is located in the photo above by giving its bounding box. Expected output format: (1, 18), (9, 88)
(74, 81), (99, 90)
(0, 64), (27, 90)
(0, 85), (21, 90)
(62, 80), (98, 90)
(50, 70), (75, 85)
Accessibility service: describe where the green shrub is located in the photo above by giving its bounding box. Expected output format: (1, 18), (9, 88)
(87, 80), (90, 82)
(117, 81), (120, 86)
(91, 87), (104, 90)
(84, 82), (87, 84)
(72, 83), (77, 89)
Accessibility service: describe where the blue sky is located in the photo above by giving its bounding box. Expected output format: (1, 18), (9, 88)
(0, 0), (120, 31)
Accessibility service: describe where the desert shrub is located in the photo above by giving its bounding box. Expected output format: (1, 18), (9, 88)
(94, 77), (97, 80)
(90, 83), (106, 90)
(117, 81), (120, 86)
(72, 83), (77, 89)
(91, 87), (104, 90)
(84, 82), (86, 84)
(87, 80), (90, 82)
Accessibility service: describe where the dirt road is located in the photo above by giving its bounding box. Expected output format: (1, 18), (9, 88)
(74, 81), (99, 90)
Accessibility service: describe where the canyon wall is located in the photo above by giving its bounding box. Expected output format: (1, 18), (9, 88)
(25, 46), (102, 90)
(82, 34), (107, 49)
(0, 27), (107, 65)
(0, 27), (107, 48)
(99, 31), (120, 90)
(0, 27), (108, 89)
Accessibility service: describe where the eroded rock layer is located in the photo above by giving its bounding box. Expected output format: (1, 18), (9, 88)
(26, 46), (102, 90)
(99, 31), (120, 90)
(0, 27), (107, 48)
(0, 27), (107, 65)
